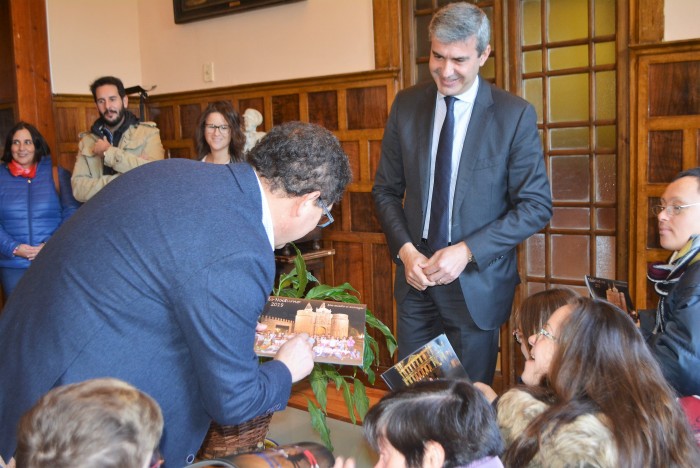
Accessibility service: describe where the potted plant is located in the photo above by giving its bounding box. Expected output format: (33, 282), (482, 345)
(273, 245), (397, 451)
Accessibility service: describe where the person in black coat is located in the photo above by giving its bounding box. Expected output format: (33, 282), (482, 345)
(642, 167), (700, 396)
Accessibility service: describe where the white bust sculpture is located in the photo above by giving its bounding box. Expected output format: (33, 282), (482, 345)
(243, 108), (266, 153)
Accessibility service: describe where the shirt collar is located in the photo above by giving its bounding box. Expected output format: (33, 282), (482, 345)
(438, 75), (480, 104)
(253, 171), (275, 251)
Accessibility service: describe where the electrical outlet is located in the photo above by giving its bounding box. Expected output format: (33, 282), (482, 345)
(203, 62), (215, 82)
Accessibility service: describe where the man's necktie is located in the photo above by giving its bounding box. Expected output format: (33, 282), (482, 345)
(428, 95), (456, 252)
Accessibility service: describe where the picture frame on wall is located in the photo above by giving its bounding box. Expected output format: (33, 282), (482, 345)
(173, 0), (304, 24)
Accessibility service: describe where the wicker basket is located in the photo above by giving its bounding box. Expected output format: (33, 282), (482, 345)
(197, 413), (273, 460)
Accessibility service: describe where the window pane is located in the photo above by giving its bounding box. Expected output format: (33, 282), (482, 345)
(526, 234), (546, 277)
(595, 71), (616, 120)
(548, 0), (588, 42)
(596, 207), (616, 230)
(551, 155), (590, 202)
(595, 153), (616, 202)
(482, 57), (496, 81)
(416, 15), (431, 58)
(551, 234), (590, 280)
(417, 63), (431, 84)
(596, 125), (616, 149)
(595, 42), (615, 66)
(550, 127), (589, 150)
(550, 207), (590, 229)
(595, 236), (615, 278)
(523, 0), (542, 46)
(523, 78), (544, 122)
(415, 0), (432, 10)
(549, 74), (589, 122)
(594, 0), (616, 36)
(523, 50), (542, 74)
(549, 45), (588, 70)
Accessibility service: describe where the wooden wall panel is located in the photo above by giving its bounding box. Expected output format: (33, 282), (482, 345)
(341, 140), (360, 183)
(349, 192), (381, 233)
(308, 91), (338, 130)
(150, 105), (176, 141)
(648, 61), (700, 116)
(0, 1), (15, 105)
(180, 103), (202, 143)
(346, 86), (388, 130)
(272, 94), (300, 125)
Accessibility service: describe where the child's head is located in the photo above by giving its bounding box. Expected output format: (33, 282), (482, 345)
(16, 378), (163, 468)
(364, 380), (503, 468)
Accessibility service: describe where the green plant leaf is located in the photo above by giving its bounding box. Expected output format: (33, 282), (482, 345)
(307, 398), (333, 452)
(353, 378), (370, 421)
(309, 366), (329, 412)
(340, 379), (356, 424)
(366, 310), (398, 356)
(293, 249), (308, 296)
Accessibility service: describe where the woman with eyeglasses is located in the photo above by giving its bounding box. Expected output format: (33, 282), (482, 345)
(641, 167), (700, 398)
(496, 297), (699, 467)
(194, 101), (246, 164)
(475, 288), (578, 403)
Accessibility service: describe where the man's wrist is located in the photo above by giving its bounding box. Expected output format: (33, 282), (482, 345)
(12, 245), (20, 257)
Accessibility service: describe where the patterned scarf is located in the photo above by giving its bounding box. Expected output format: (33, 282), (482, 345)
(647, 234), (700, 333)
(8, 159), (37, 178)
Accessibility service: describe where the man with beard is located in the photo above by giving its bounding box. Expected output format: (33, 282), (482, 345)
(71, 76), (165, 202)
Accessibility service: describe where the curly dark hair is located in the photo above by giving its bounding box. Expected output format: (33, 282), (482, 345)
(248, 121), (352, 206)
(89, 76), (126, 101)
(194, 101), (245, 162)
(2, 121), (51, 165)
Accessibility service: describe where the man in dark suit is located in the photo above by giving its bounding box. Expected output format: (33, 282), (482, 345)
(0, 122), (351, 467)
(372, 2), (552, 384)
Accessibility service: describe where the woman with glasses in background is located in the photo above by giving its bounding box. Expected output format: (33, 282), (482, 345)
(494, 297), (699, 467)
(475, 288), (578, 403)
(194, 101), (246, 164)
(642, 167), (700, 397)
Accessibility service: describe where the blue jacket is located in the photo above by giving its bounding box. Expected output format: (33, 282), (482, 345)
(0, 156), (79, 268)
(0, 160), (292, 467)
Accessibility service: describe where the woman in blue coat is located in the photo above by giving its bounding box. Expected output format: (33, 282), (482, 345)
(0, 122), (79, 297)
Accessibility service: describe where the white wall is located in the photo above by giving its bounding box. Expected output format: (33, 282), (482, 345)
(47, 0), (143, 94)
(47, 0), (375, 95)
(665, 0), (700, 42)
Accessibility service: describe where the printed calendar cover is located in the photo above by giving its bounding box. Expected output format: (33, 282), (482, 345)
(381, 334), (469, 391)
(255, 296), (366, 366)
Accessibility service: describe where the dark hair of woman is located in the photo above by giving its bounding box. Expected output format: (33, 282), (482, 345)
(194, 101), (245, 162)
(2, 121), (51, 164)
(513, 288), (578, 339)
(504, 297), (700, 467)
(364, 379), (503, 468)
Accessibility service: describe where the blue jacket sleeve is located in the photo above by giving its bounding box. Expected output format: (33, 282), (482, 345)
(57, 166), (81, 224)
(172, 250), (292, 425)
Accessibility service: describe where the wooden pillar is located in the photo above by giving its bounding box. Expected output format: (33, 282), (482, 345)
(9, 0), (56, 156)
(372, 0), (402, 75)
